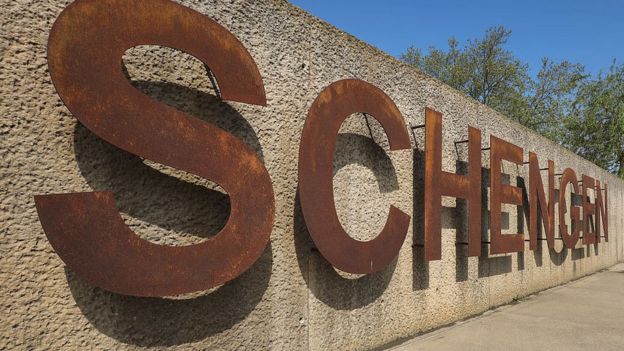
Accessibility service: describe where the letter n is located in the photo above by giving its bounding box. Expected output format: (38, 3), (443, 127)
(528, 153), (554, 249)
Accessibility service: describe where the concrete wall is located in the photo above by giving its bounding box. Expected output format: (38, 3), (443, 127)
(1, 0), (623, 349)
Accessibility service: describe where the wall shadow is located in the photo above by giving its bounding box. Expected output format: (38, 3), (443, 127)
(453, 160), (470, 283)
(517, 176), (529, 235)
(517, 176), (548, 268)
(591, 241), (600, 256)
(454, 198), (469, 282)
(72, 81), (265, 240)
(333, 133), (398, 189)
(549, 244), (568, 266)
(584, 203), (600, 258)
(547, 189), (567, 265)
(412, 149), (429, 290)
(66, 243), (272, 346)
(478, 167), (512, 278)
(66, 81), (272, 345)
(572, 245), (586, 260)
(294, 133), (399, 310)
(414, 160), (518, 283)
(516, 176), (529, 270)
(570, 193), (586, 260)
(452, 162), (512, 281)
(478, 245), (512, 277)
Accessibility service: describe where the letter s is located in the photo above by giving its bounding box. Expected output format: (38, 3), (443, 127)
(35, 0), (274, 297)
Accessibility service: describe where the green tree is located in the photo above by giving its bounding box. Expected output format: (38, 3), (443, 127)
(400, 26), (624, 179)
(401, 37), (473, 95)
(400, 26), (585, 134)
(563, 64), (624, 177)
(401, 26), (530, 120)
(401, 27), (624, 178)
(525, 59), (587, 140)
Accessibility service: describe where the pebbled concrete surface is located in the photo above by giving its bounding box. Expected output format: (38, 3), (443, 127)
(389, 263), (624, 351)
(1, 0), (624, 350)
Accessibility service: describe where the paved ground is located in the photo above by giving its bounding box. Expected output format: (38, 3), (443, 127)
(389, 263), (624, 351)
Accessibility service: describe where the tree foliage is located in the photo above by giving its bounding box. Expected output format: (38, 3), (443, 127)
(401, 27), (623, 178)
(564, 64), (624, 177)
(402, 27), (528, 109)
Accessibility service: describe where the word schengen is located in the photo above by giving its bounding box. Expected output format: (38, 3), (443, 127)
(35, 0), (609, 298)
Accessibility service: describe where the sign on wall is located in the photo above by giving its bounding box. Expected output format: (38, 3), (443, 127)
(36, 0), (609, 297)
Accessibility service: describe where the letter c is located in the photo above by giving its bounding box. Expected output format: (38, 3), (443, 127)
(298, 79), (411, 274)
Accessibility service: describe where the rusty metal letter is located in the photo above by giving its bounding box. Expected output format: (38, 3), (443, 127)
(558, 168), (581, 248)
(424, 108), (482, 260)
(298, 79), (412, 274)
(596, 181), (609, 242)
(528, 153), (555, 249)
(36, 0), (274, 297)
(490, 135), (524, 254)
(582, 175), (597, 245)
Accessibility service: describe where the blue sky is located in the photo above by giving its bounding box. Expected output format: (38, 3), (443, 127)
(289, 0), (623, 78)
